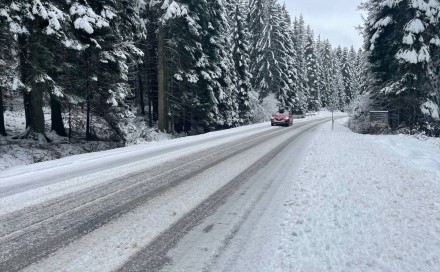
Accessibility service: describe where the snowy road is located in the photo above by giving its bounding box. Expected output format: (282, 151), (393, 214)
(0, 116), (332, 272)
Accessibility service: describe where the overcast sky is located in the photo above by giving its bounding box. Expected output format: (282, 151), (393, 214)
(284, 0), (364, 49)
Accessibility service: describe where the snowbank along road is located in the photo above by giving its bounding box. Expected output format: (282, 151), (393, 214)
(0, 116), (336, 271)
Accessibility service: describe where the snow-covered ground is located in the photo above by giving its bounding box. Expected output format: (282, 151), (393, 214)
(276, 119), (440, 271)
(0, 107), (127, 171)
(1, 114), (439, 271)
(0, 99), (178, 171)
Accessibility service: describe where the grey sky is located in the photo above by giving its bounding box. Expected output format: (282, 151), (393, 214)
(284, 0), (364, 49)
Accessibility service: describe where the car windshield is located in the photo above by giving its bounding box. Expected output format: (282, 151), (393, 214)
(274, 111), (289, 116)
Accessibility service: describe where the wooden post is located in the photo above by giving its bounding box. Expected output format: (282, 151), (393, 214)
(332, 110), (334, 130)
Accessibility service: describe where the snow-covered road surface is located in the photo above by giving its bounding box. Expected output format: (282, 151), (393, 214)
(0, 116), (332, 271)
(2, 114), (439, 272)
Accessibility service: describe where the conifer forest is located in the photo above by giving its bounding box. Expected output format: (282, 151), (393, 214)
(0, 0), (439, 145)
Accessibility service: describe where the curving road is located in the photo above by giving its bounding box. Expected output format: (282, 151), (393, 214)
(0, 117), (333, 272)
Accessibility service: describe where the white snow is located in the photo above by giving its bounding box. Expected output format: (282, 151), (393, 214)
(2, 115), (439, 271)
(382, 0), (404, 8)
(422, 100), (440, 119)
(74, 17), (94, 34)
(430, 36), (440, 46)
(276, 119), (440, 271)
(161, 0), (187, 21)
(396, 48), (419, 63)
(405, 18), (425, 34)
(374, 16), (393, 29)
(402, 33), (415, 45)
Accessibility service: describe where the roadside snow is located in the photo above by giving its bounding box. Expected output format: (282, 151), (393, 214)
(277, 119), (440, 271)
(0, 108), (123, 171)
(368, 134), (440, 178)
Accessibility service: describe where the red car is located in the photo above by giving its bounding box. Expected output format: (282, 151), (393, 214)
(271, 110), (293, 127)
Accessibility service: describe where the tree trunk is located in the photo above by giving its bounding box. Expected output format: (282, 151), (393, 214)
(0, 86), (6, 136)
(50, 95), (67, 136)
(20, 35), (32, 129)
(29, 81), (46, 135)
(68, 103), (72, 140)
(85, 53), (92, 141)
(145, 48), (154, 127)
(158, 23), (168, 132)
(86, 95), (92, 140)
(138, 64), (146, 116)
(148, 80), (153, 127)
(19, 35), (48, 141)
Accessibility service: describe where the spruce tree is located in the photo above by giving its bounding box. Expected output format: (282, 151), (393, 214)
(304, 26), (320, 111)
(231, 3), (253, 124)
(318, 39), (334, 108)
(348, 46), (361, 101)
(248, 0), (267, 95)
(160, 0), (231, 132)
(206, 0), (239, 129)
(69, 0), (143, 140)
(341, 47), (354, 106)
(363, 0), (440, 128)
(292, 15), (308, 108)
(252, 1), (294, 112)
(333, 46), (346, 110)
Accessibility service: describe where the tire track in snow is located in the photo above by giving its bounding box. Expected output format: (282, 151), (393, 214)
(118, 120), (330, 272)
(0, 119), (329, 272)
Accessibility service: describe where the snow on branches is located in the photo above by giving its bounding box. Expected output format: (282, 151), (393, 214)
(70, 2), (111, 34)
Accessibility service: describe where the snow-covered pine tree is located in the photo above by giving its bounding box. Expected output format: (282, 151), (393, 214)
(230, 3), (253, 125)
(292, 15), (308, 110)
(355, 47), (371, 96)
(327, 51), (340, 115)
(279, 4), (304, 114)
(160, 0), (234, 133)
(304, 25), (320, 111)
(315, 35), (325, 109)
(68, 0), (143, 141)
(159, 0), (202, 133)
(205, 0), (239, 129)
(318, 39), (334, 109)
(348, 46), (361, 101)
(333, 46), (346, 110)
(253, 0), (292, 111)
(363, 0), (440, 128)
(341, 46), (354, 106)
(252, 1), (295, 112)
(248, 0), (267, 96)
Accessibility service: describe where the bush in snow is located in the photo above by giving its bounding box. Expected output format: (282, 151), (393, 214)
(249, 92), (279, 123)
(347, 93), (372, 134)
